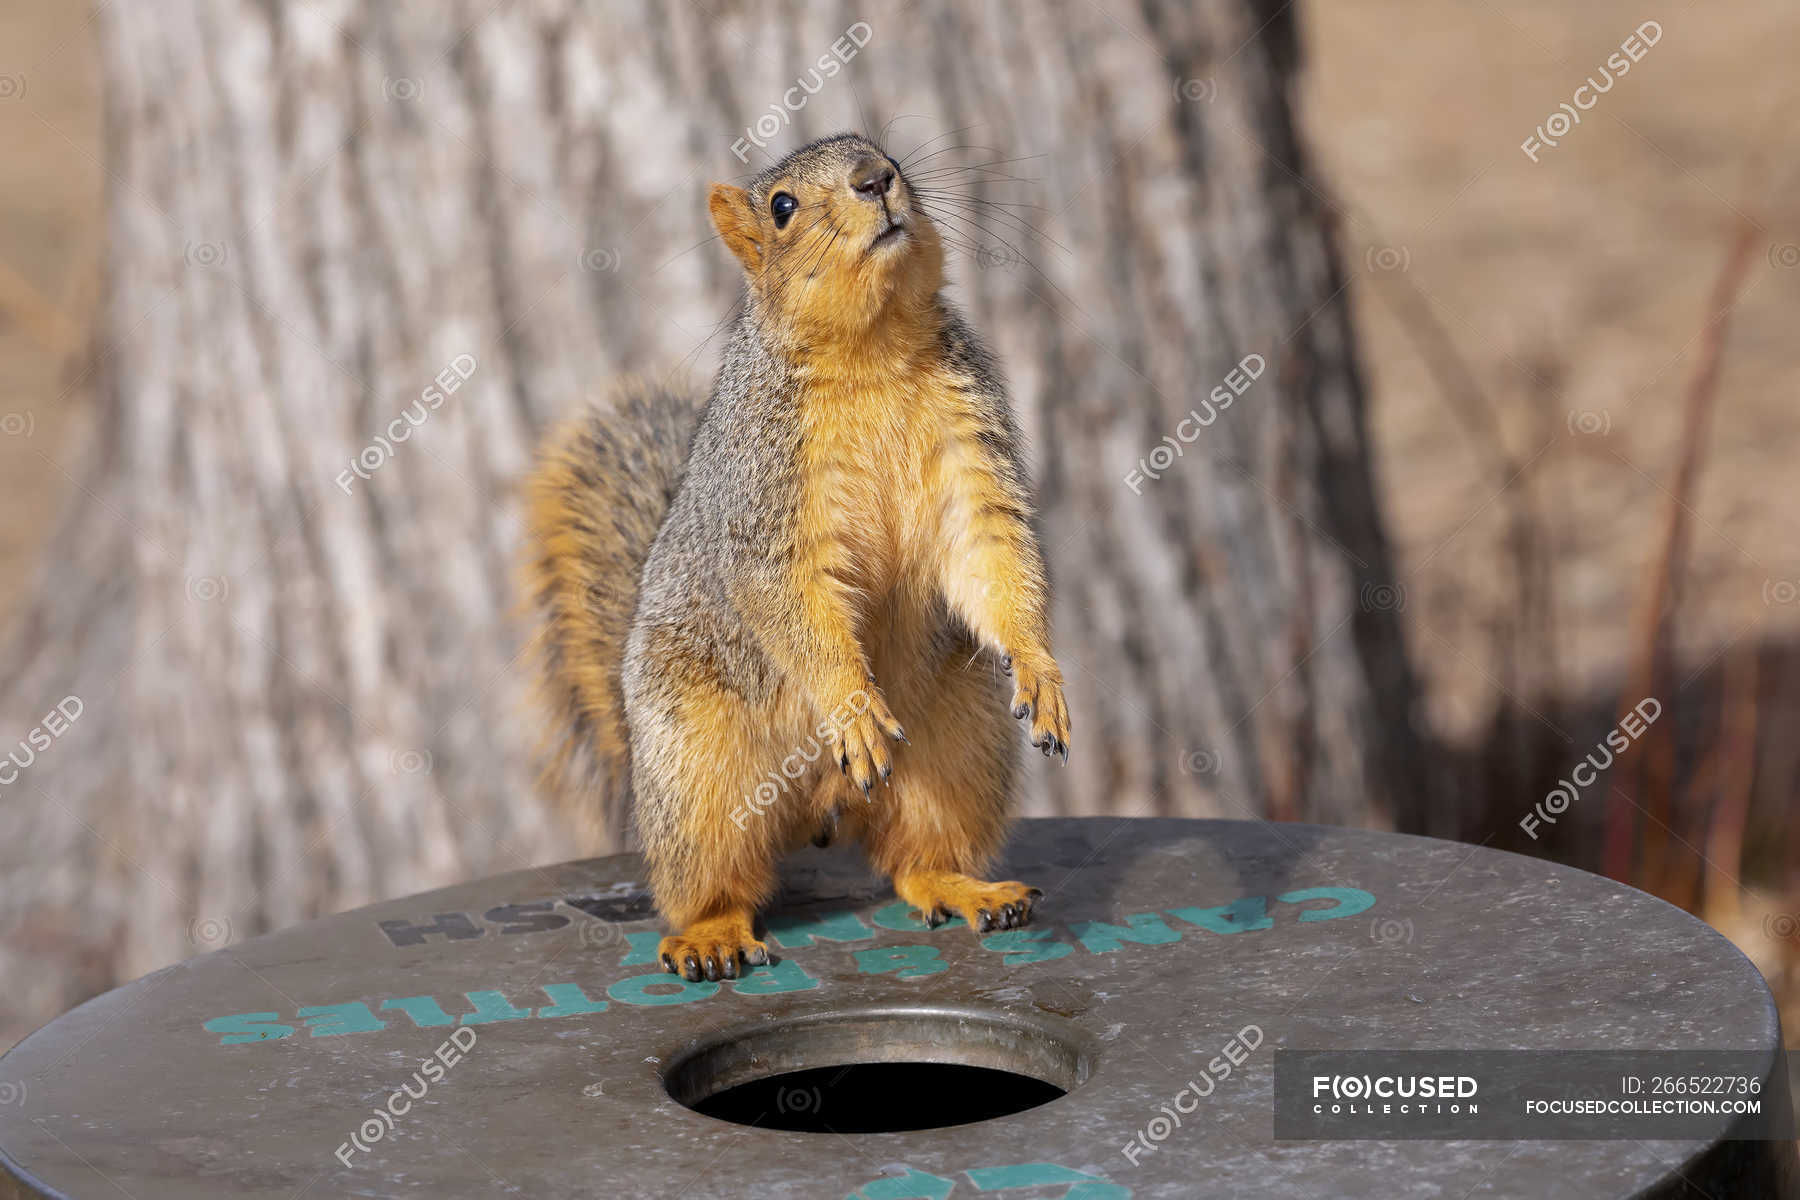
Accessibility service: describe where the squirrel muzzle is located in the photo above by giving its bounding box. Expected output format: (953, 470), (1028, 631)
(707, 134), (943, 340)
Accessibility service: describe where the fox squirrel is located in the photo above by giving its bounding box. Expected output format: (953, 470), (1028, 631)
(524, 133), (1070, 982)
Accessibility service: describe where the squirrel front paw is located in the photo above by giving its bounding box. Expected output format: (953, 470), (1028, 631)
(658, 913), (771, 982)
(1004, 652), (1070, 762)
(829, 683), (908, 797)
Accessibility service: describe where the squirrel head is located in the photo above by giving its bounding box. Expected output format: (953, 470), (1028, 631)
(709, 133), (944, 345)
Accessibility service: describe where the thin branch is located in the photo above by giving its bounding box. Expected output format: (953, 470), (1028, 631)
(1602, 217), (1761, 884)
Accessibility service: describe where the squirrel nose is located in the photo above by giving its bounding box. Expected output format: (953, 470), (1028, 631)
(851, 158), (896, 199)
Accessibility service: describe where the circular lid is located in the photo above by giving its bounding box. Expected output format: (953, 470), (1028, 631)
(0, 818), (1784, 1197)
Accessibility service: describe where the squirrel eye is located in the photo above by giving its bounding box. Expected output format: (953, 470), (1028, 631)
(769, 191), (798, 228)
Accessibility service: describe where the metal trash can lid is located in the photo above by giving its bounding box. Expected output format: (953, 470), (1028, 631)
(0, 818), (1788, 1198)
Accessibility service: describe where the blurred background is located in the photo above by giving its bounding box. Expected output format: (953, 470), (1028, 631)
(2, 0), (1798, 1051)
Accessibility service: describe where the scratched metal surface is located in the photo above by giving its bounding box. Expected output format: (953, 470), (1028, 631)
(0, 818), (1790, 1199)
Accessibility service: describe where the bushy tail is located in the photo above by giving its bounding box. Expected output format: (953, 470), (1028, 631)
(522, 376), (705, 850)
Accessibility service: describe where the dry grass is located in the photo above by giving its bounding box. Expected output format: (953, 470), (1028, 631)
(1300, 0), (1800, 720)
(1299, 0), (1800, 1034)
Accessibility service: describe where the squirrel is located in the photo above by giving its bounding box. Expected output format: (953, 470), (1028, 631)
(523, 132), (1069, 983)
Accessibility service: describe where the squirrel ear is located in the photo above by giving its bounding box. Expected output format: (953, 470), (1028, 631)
(708, 184), (762, 273)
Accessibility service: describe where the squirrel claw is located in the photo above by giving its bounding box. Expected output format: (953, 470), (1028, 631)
(660, 919), (770, 983)
(896, 874), (1041, 937)
(1009, 657), (1071, 765)
(832, 683), (900, 794)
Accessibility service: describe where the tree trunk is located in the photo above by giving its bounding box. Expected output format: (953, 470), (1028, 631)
(0, 0), (1427, 1040)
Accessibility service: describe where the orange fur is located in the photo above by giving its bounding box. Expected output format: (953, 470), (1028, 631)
(521, 379), (703, 848)
(525, 135), (1069, 984)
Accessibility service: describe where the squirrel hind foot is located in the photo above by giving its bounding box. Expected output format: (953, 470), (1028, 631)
(894, 872), (1043, 935)
(658, 913), (772, 982)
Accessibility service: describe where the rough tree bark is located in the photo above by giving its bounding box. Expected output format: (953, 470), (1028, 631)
(0, 0), (1427, 1039)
